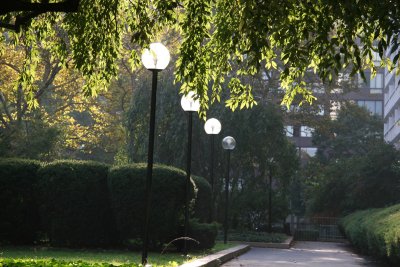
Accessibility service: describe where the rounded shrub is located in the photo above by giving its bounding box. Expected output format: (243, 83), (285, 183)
(108, 164), (192, 249)
(192, 176), (212, 222)
(189, 219), (218, 250)
(37, 160), (115, 247)
(0, 158), (41, 245)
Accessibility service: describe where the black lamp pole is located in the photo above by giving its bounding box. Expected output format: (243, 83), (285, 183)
(268, 165), (272, 233)
(183, 111), (194, 256)
(142, 69), (159, 265)
(221, 136), (235, 244)
(209, 134), (215, 223)
(223, 149), (231, 244)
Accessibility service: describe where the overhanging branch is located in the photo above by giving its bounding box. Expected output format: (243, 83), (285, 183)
(0, 0), (80, 15)
(0, 0), (81, 31)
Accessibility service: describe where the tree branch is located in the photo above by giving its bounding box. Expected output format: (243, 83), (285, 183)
(0, 0), (80, 15)
(0, 91), (13, 122)
(0, 60), (21, 73)
(37, 64), (62, 99)
(0, 0), (81, 31)
(21, 63), (62, 115)
(0, 23), (18, 31)
(53, 101), (84, 114)
(51, 77), (77, 89)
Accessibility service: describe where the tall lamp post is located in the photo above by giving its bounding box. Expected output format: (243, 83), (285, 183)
(267, 157), (274, 233)
(204, 118), (221, 222)
(141, 43), (170, 266)
(222, 136), (236, 244)
(181, 91), (200, 256)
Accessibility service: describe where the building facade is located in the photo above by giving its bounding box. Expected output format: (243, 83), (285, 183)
(285, 63), (384, 161)
(383, 63), (400, 148)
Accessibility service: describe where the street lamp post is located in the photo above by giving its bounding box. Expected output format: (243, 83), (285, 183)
(267, 157), (274, 233)
(141, 43), (170, 266)
(222, 136), (236, 244)
(204, 118), (221, 222)
(181, 91), (200, 256)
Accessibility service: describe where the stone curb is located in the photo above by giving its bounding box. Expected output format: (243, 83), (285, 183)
(231, 236), (294, 249)
(178, 244), (250, 267)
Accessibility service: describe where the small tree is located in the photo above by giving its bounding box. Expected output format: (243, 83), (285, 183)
(305, 104), (400, 215)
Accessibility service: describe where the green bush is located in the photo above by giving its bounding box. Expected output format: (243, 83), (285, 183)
(0, 158), (41, 245)
(108, 164), (191, 249)
(192, 176), (212, 222)
(189, 219), (218, 249)
(340, 204), (400, 264)
(37, 160), (115, 247)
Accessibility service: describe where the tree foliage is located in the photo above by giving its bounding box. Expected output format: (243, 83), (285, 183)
(304, 104), (400, 215)
(312, 104), (383, 162)
(1, 1), (400, 115)
(0, 40), (127, 160)
(127, 77), (299, 229)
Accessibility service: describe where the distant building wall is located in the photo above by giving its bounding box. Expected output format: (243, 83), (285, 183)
(383, 55), (400, 148)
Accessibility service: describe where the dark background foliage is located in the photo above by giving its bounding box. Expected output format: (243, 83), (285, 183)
(305, 104), (400, 215)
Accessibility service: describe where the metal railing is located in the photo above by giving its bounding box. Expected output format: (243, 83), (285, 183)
(291, 216), (346, 241)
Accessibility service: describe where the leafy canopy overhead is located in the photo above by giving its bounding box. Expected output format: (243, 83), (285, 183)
(1, 0), (400, 115)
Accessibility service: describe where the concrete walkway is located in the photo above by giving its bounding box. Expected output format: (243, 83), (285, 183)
(221, 241), (381, 267)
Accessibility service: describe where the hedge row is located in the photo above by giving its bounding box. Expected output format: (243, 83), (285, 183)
(0, 158), (41, 245)
(109, 164), (191, 249)
(0, 158), (213, 250)
(340, 204), (400, 264)
(37, 161), (114, 247)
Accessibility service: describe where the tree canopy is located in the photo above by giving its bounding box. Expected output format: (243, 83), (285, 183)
(1, 1), (400, 115)
(312, 103), (383, 161)
(303, 104), (400, 215)
(127, 72), (299, 228)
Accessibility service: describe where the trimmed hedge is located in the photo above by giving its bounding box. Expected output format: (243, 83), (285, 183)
(0, 158), (41, 245)
(340, 204), (400, 264)
(108, 164), (191, 249)
(192, 176), (212, 223)
(0, 158), (216, 250)
(37, 160), (115, 247)
(189, 219), (218, 249)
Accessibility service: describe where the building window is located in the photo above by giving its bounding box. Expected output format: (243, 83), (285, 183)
(285, 126), (294, 137)
(300, 126), (314, 137)
(370, 73), (383, 89)
(300, 147), (317, 157)
(357, 100), (383, 116)
(358, 72), (383, 90)
(372, 51), (381, 66)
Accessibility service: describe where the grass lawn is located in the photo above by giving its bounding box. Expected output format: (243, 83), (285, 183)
(0, 242), (236, 267)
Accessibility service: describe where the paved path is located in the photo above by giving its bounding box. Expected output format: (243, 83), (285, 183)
(221, 241), (381, 267)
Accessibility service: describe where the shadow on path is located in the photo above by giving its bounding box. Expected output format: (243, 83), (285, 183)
(222, 241), (383, 267)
